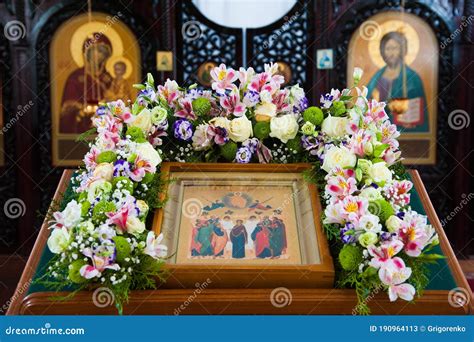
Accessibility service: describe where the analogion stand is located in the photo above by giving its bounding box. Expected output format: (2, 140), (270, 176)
(7, 170), (473, 315)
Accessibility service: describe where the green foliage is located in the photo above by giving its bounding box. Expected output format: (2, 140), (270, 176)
(113, 236), (132, 263)
(303, 106), (324, 126)
(286, 136), (303, 153)
(97, 151), (117, 164)
(75, 127), (96, 144)
(330, 101), (346, 116)
(68, 260), (87, 284)
(92, 201), (116, 225)
(253, 122), (271, 140)
(141, 171), (172, 209)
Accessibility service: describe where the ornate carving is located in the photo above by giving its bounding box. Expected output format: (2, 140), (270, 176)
(331, 0), (456, 227)
(246, 2), (311, 88)
(177, 2), (242, 85)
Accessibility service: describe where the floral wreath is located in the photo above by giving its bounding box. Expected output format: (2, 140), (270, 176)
(42, 63), (442, 314)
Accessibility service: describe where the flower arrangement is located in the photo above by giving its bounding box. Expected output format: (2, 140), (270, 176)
(41, 63), (441, 314)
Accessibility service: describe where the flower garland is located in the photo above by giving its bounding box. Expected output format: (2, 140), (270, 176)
(41, 63), (441, 314)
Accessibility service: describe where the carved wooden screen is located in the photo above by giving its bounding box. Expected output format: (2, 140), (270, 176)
(176, 2), (243, 86)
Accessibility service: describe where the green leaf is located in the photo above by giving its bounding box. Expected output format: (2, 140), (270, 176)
(75, 127), (96, 143)
(373, 143), (389, 158)
(146, 73), (154, 86)
(355, 167), (363, 182)
(133, 84), (146, 90)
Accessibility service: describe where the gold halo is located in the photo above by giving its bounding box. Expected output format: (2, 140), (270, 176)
(70, 21), (123, 67)
(106, 56), (133, 79)
(368, 20), (419, 68)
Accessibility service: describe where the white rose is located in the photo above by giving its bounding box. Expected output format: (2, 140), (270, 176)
(93, 162), (114, 182)
(228, 115), (253, 142)
(210, 117), (231, 131)
(321, 115), (349, 138)
(130, 108), (153, 133)
(47, 227), (70, 254)
(359, 187), (382, 201)
(61, 200), (83, 228)
(136, 200), (149, 218)
(322, 146), (357, 173)
(135, 142), (162, 168)
(386, 215), (402, 233)
(269, 114), (299, 143)
(254, 102), (277, 122)
(126, 216), (146, 236)
(367, 162), (392, 183)
(151, 106), (168, 125)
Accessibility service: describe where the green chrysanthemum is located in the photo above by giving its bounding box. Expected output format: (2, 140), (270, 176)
(126, 126), (147, 143)
(112, 176), (134, 193)
(97, 151), (117, 164)
(368, 199), (395, 223)
(113, 236), (132, 263)
(303, 106), (324, 126)
(192, 97), (212, 117)
(68, 260), (87, 284)
(338, 244), (363, 271)
(92, 201), (116, 225)
(220, 141), (238, 161)
(286, 136), (303, 153)
(330, 101), (346, 116)
(253, 122), (271, 140)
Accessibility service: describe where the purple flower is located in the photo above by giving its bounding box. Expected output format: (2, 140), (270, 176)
(173, 119), (193, 141)
(96, 106), (108, 116)
(380, 232), (395, 241)
(235, 147), (252, 163)
(113, 159), (131, 177)
(242, 138), (259, 154)
(242, 90), (260, 107)
(340, 223), (356, 244)
(209, 125), (228, 145)
(294, 96), (309, 113)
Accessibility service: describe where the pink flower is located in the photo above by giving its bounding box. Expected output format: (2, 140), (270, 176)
(396, 212), (435, 257)
(378, 261), (415, 302)
(325, 175), (357, 199)
(175, 98), (197, 121)
(220, 86), (246, 117)
(158, 79), (181, 107)
(380, 121), (400, 149)
(365, 99), (388, 124)
(272, 89), (291, 113)
(238, 67), (255, 89)
(84, 146), (100, 169)
(106, 197), (137, 232)
(80, 244), (120, 279)
(327, 166), (356, 179)
(211, 64), (238, 94)
(128, 155), (156, 182)
(335, 195), (369, 222)
(324, 200), (345, 225)
(144, 232), (168, 259)
(384, 180), (412, 207)
(368, 240), (404, 269)
(348, 130), (373, 156)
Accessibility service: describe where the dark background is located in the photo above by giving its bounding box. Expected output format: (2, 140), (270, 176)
(0, 0), (472, 310)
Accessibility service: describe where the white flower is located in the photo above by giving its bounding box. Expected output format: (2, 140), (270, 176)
(269, 114), (299, 143)
(92, 162), (114, 182)
(386, 215), (403, 233)
(87, 179), (112, 203)
(125, 216), (146, 236)
(358, 231), (378, 247)
(228, 115), (253, 142)
(254, 102), (277, 122)
(59, 200), (83, 229)
(359, 187), (382, 201)
(144, 232), (168, 259)
(192, 124), (213, 151)
(135, 142), (162, 168)
(322, 146), (357, 173)
(136, 200), (149, 218)
(47, 227), (70, 254)
(321, 115), (349, 138)
(210, 117), (231, 131)
(357, 214), (382, 233)
(367, 162), (392, 183)
(289, 84), (306, 104)
(130, 108), (153, 133)
(353, 67), (363, 85)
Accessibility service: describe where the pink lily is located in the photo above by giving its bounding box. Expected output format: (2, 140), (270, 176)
(334, 195), (369, 222)
(378, 261), (415, 302)
(80, 244), (120, 279)
(365, 99), (388, 124)
(325, 175), (357, 199)
(211, 64), (238, 94)
(384, 180), (413, 207)
(220, 86), (247, 117)
(348, 130), (373, 156)
(175, 98), (197, 121)
(128, 155), (156, 182)
(396, 212), (434, 257)
(144, 232), (168, 259)
(380, 121), (400, 149)
(158, 79), (181, 107)
(368, 240), (404, 269)
(272, 89), (291, 113)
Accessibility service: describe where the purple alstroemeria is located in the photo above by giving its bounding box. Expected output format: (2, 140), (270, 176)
(235, 146), (252, 163)
(208, 125), (228, 145)
(173, 119), (194, 141)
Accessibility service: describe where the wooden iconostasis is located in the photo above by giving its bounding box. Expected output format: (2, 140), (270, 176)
(0, 0), (472, 257)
